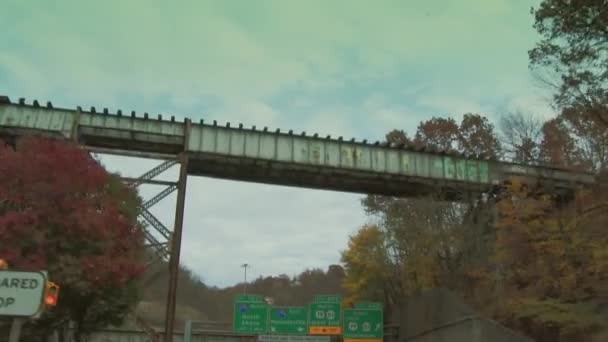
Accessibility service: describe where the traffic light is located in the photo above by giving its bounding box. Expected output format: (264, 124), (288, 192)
(44, 281), (60, 308)
(0, 259), (7, 270)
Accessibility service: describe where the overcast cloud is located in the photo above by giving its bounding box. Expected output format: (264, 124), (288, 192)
(1, 0), (552, 287)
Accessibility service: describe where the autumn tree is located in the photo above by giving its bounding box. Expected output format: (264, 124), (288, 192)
(413, 117), (460, 151)
(499, 111), (544, 164)
(539, 117), (589, 169)
(530, 0), (608, 127)
(341, 225), (395, 307)
(458, 113), (502, 158)
(385, 129), (410, 146)
(411, 113), (501, 157)
(479, 178), (608, 341)
(530, 0), (608, 171)
(499, 110), (593, 170)
(0, 137), (144, 341)
(345, 113), (502, 317)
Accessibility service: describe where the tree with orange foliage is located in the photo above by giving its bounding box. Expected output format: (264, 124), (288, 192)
(484, 177), (608, 340)
(347, 113), (501, 316)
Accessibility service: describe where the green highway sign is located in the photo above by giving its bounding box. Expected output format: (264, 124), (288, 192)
(233, 294), (269, 334)
(269, 306), (308, 335)
(353, 302), (383, 310)
(236, 294), (265, 302)
(309, 296), (342, 335)
(312, 295), (341, 303)
(0, 270), (46, 317)
(343, 303), (383, 341)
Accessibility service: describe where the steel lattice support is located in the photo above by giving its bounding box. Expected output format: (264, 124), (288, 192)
(120, 159), (180, 267)
(115, 148), (190, 342)
(83, 155), (185, 341)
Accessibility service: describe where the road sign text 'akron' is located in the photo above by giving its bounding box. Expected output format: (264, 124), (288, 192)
(0, 270), (46, 317)
(233, 294), (269, 334)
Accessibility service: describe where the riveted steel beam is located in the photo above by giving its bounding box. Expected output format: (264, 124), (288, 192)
(140, 208), (172, 240)
(143, 185), (178, 209)
(122, 178), (177, 187)
(131, 160), (178, 188)
(140, 224), (170, 260)
(113, 158), (179, 267)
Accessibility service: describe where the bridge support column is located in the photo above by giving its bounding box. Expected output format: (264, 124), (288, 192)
(163, 152), (189, 342)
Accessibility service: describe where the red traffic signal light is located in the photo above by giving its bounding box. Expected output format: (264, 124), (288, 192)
(45, 294), (57, 306)
(44, 281), (60, 308)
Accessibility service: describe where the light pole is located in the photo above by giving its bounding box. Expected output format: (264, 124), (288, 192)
(241, 263), (249, 294)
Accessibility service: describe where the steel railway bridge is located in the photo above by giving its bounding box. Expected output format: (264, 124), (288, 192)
(0, 96), (596, 341)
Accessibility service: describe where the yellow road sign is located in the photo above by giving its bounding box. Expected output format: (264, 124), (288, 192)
(309, 326), (342, 335)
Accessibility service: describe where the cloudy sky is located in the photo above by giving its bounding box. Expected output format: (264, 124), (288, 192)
(1, 0), (553, 287)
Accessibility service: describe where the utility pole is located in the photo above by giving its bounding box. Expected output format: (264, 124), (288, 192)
(241, 263), (249, 294)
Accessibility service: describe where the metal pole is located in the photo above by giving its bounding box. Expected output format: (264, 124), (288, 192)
(184, 320), (192, 342)
(8, 318), (24, 342)
(163, 153), (189, 342)
(241, 263), (249, 294)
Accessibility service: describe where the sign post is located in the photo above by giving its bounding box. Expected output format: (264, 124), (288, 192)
(8, 318), (25, 342)
(269, 306), (307, 335)
(308, 295), (342, 335)
(233, 294), (269, 334)
(343, 302), (383, 342)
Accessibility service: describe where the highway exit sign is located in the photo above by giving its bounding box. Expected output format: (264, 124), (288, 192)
(308, 295), (342, 335)
(313, 295), (340, 303)
(269, 306), (307, 335)
(233, 294), (269, 334)
(0, 270), (46, 317)
(343, 302), (383, 342)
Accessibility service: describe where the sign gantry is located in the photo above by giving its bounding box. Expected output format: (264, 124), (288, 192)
(232, 293), (384, 342)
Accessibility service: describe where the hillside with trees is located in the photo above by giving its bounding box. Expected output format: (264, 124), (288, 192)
(138, 262), (347, 326)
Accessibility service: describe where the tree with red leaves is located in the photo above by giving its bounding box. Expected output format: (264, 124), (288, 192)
(0, 136), (144, 341)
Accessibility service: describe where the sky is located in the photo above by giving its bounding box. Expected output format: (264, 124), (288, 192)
(0, 0), (553, 287)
